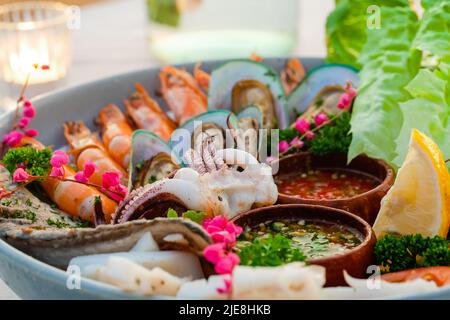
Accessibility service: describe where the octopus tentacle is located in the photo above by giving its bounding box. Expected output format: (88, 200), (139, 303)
(201, 138), (217, 172)
(185, 149), (207, 174)
(207, 139), (226, 170)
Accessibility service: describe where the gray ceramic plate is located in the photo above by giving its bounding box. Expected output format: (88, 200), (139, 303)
(0, 58), (448, 300)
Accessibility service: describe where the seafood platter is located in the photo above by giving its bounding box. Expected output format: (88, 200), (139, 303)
(0, 1), (449, 300)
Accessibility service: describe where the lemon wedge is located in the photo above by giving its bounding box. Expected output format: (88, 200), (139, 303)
(373, 129), (450, 238)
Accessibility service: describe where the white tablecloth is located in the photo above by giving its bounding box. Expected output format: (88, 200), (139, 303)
(0, 0), (332, 299)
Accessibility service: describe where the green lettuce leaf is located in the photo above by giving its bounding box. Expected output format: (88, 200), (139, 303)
(325, 0), (410, 68)
(394, 0), (450, 168)
(348, 7), (420, 168)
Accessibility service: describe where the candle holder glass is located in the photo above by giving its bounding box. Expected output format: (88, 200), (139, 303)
(0, 1), (73, 85)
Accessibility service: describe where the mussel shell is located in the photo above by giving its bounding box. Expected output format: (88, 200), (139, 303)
(287, 63), (359, 123)
(208, 59), (288, 129)
(232, 80), (275, 129)
(191, 122), (225, 153)
(232, 106), (263, 158)
(129, 130), (182, 190)
(300, 85), (345, 121)
(133, 153), (180, 189)
(237, 105), (263, 130)
(169, 110), (239, 165)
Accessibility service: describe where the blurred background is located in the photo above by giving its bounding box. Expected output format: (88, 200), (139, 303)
(0, 0), (333, 114)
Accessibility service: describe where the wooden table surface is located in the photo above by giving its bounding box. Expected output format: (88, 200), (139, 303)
(0, 0), (333, 299)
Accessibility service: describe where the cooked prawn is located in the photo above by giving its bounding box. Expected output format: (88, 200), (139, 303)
(18, 137), (117, 223)
(250, 52), (263, 62)
(95, 104), (133, 169)
(280, 58), (306, 95)
(159, 66), (207, 125)
(193, 63), (210, 93)
(63, 121), (127, 186)
(125, 83), (176, 141)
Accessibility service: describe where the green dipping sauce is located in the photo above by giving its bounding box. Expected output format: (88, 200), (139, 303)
(237, 219), (363, 260)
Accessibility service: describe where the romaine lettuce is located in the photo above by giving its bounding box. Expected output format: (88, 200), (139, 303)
(325, 0), (411, 69)
(394, 0), (450, 168)
(347, 7), (420, 168)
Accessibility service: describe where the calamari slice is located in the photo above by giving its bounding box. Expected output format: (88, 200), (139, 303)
(130, 231), (159, 252)
(90, 256), (187, 296)
(70, 250), (204, 280)
(177, 275), (229, 300)
(232, 262), (326, 300)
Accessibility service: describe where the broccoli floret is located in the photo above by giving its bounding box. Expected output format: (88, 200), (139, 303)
(375, 234), (450, 273)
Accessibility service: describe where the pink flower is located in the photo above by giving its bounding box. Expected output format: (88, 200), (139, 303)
(203, 243), (226, 264)
(50, 151), (69, 168)
(24, 100), (32, 108)
(337, 82), (357, 110)
(202, 216), (242, 276)
(217, 277), (232, 294)
(3, 131), (23, 147)
(306, 131), (315, 140)
(102, 171), (121, 189)
(115, 184), (128, 196)
(214, 252), (240, 274)
(24, 128), (39, 138)
(289, 136), (304, 149)
(295, 118), (310, 134)
(74, 171), (88, 184)
(278, 140), (289, 153)
(23, 105), (36, 118)
(105, 183), (128, 202)
(83, 161), (96, 178)
(18, 117), (30, 129)
(314, 112), (328, 126)
(74, 162), (96, 185)
(337, 93), (351, 109)
(49, 166), (65, 178)
(346, 81), (357, 99)
(203, 216), (228, 231)
(225, 222), (243, 236)
(211, 231), (236, 244)
(12, 168), (29, 183)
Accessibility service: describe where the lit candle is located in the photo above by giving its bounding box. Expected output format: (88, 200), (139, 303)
(0, 2), (73, 85)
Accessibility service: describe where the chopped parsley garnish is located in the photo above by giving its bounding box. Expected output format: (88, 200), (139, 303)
(1, 200), (13, 207)
(166, 208), (178, 218)
(75, 221), (92, 228)
(237, 234), (306, 267)
(182, 210), (207, 224)
(4, 210), (37, 223)
(166, 208), (207, 224)
(46, 218), (70, 229)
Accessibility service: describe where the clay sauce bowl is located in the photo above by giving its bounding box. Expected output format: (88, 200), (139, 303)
(231, 204), (376, 286)
(274, 152), (395, 225)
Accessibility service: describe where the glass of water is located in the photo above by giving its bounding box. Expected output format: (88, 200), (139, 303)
(147, 0), (299, 63)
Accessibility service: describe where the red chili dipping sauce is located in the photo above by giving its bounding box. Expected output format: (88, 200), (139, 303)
(276, 168), (380, 200)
